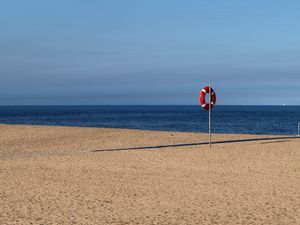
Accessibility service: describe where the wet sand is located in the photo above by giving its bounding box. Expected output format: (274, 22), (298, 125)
(0, 124), (299, 224)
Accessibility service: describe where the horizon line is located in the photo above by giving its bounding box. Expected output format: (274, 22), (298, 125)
(0, 104), (299, 107)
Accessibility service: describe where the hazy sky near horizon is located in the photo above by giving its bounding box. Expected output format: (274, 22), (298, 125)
(1, 0), (300, 105)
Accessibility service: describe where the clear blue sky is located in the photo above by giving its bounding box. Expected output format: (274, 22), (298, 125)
(1, 0), (300, 105)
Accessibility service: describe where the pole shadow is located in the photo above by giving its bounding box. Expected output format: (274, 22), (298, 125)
(91, 136), (299, 153)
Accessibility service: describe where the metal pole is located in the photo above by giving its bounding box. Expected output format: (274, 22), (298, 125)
(209, 81), (211, 148)
(298, 122), (300, 136)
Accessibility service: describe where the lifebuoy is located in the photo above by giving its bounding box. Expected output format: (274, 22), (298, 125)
(199, 86), (216, 110)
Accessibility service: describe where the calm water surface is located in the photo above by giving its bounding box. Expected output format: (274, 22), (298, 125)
(0, 105), (299, 135)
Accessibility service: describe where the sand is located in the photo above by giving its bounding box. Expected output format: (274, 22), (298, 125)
(0, 124), (299, 225)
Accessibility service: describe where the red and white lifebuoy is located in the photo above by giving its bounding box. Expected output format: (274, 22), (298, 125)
(199, 86), (216, 110)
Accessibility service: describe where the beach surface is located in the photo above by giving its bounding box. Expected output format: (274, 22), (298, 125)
(0, 124), (299, 225)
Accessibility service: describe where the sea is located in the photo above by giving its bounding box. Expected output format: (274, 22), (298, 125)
(0, 105), (299, 135)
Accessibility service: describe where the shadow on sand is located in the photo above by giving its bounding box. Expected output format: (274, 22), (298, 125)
(92, 136), (299, 153)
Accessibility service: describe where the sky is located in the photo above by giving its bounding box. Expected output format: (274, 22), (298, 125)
(0, 0), (300, 105)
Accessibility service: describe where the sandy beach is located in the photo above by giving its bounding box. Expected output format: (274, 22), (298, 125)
(0, 124), (299, 224)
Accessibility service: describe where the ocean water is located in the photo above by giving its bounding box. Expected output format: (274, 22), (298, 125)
(0, 105), (299, 135)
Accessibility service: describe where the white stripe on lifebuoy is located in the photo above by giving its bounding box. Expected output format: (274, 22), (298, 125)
(201, 104), (207, 107)
(201, 89), (206, 93)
